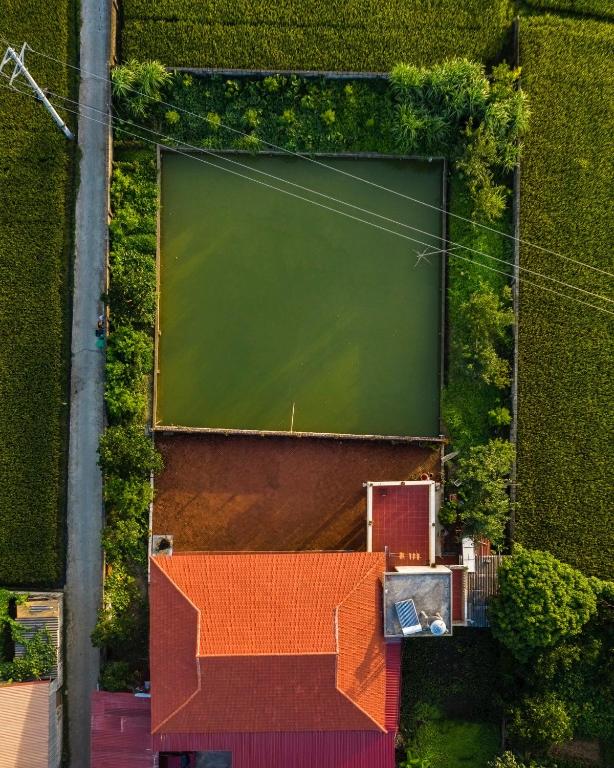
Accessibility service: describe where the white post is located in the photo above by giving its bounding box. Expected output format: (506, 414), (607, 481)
(0, 44), (74, 139)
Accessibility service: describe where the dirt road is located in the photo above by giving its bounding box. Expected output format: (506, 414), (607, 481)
(65, 1), (110, 764)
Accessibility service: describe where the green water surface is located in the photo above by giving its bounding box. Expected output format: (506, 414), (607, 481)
(157, 154), (443, 436)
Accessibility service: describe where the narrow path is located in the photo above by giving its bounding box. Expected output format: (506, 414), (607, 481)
(65, 1), (110, 765)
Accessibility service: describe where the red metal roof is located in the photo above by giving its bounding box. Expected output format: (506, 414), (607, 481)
(150, 551), (398, 746)
(370, 484), (431, 568)
(451, 567), (466, 624)
(152, 731), (396, 768)
(90, 692), (154, 768)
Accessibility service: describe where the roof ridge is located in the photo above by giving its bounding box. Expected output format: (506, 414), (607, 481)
(334, 555), (387, 731)
(150, 559), (202, 734)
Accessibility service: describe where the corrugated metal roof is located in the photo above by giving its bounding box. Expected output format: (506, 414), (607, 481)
(150, 552), (391, 735)
(14, 592), (63, 682)
(0, 680), (51, 768)
(384, 642), (402, 731)
(466, 555), (505, 627)
(90, 692), (154, 768)
(152, 731), (397, 768)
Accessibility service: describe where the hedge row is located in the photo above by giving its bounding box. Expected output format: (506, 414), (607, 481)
(525, 0), (614, 19)
(0, 1), (76, 584)
(516, 16), (614, 577)
(121, 0), (513, 70)
(93, 150), (161, 688)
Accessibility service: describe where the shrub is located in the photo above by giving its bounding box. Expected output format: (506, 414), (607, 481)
(455, 282), (513, 389)
(508, 693), (572, 756)
(391, 59), (527, 220)
(91, 563), (147, 657)
(449, 438), (515, 547)
(107, 247), (156, 328)
(98, 424), (163, 478)
(99, 660), (138, 692)
(489, 547), (598, 662)
(112, 59), (172, 117)
(104, 476), (153, 520)
(104, 326), (153, 424)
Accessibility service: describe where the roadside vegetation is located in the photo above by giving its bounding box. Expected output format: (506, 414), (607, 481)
(516, 16), (614, 578)
(0, 1), (76, 585)
(120, 0), (513, 70)
(93, 148), (161, 691)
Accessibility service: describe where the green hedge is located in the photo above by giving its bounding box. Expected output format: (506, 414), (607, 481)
(0, 1), (76, 584)
(525, 0), (614, 19)
(516, 17), (614, 577)
(121, 0), (513, 70)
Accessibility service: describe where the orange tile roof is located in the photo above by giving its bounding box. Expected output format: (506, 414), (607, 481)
(150, 551), (389, 735)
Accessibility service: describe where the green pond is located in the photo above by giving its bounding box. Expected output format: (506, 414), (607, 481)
(157, 153), (443, 437)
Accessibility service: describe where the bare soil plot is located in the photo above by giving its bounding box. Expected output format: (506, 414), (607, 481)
(154, 434), (440, 552)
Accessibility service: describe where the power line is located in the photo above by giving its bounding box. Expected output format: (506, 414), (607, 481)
(9, 35), (614, 280)
(2, 71), (611, 309)
(1, 77), (613, 319)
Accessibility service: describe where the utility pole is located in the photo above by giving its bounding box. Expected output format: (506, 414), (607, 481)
(0, 43), (74, 139)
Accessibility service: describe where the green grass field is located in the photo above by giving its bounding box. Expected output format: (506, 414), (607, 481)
(0, 1), (76, 584)
(157, 153), (443, 437)
(516, 16), (614, 578)
(121, 0), (513, 70)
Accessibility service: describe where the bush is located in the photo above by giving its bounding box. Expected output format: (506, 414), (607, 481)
(99, 660), (138, 692)
(112, 59), (172, 118)
(391, 59), (528, 220)
(442, 177), (513, 453)
(490, 547), (598, 662)
(455, 282), (513, 389)
(509, 693), (572, 756)
(105, 326), (153, 424)
(98, 424), (163, 478)
(107, 247), (156, 328)
(448, 438), (515, 547)
(91, 563), (147, 655)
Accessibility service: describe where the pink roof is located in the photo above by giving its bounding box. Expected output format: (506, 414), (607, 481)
(0, 680), (54, 768)
(91, 692), (154, 768)
(152, 731), (397, 768)
(370, 483), (431, 568)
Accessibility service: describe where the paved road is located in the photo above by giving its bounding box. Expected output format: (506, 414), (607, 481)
(65, 1), (110, 765)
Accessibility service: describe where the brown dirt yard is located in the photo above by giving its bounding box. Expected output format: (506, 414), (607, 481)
(154, 434), (441, 552)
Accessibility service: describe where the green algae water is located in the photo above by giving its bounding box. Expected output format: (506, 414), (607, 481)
(157, 154), (443, 437)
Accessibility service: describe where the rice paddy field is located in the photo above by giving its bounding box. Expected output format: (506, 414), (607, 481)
(516, 16), (614, 577)
(121, 0), (513, 71)
(156, 153), (444, 438)
(0, 1), (76, 584)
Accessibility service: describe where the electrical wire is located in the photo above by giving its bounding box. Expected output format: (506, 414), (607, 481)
(1, 70), (611, 308)
(1, 77), (613, 318)
(7, 34), (614, 279)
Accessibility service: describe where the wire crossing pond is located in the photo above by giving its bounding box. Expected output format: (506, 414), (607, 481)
(157, 154), (443, 437)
